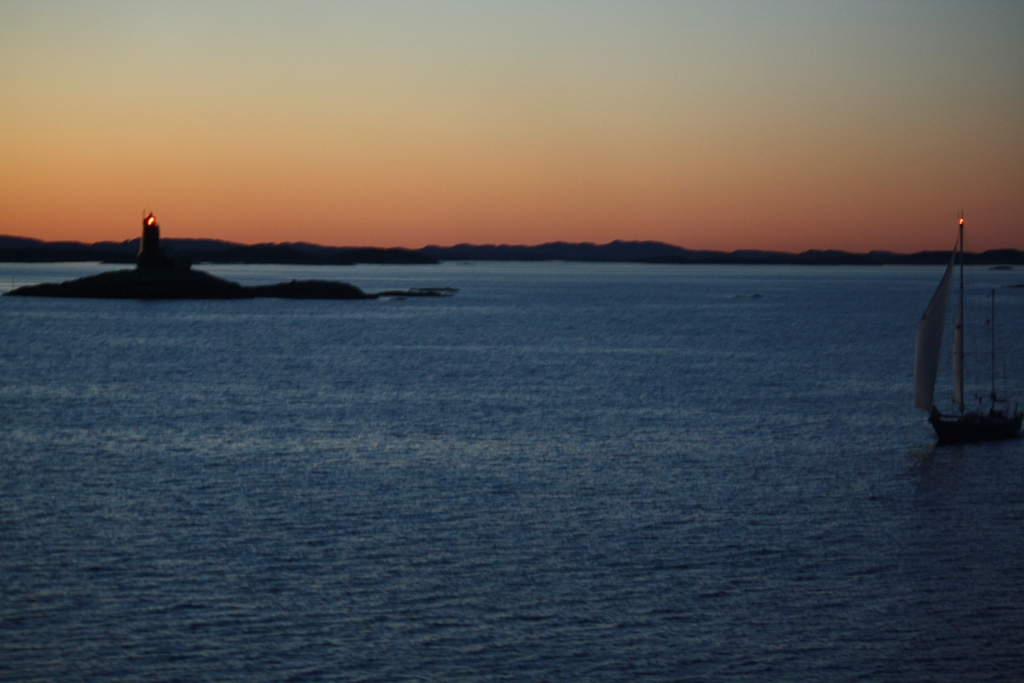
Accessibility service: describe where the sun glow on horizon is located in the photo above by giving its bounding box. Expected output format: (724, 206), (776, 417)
(2, 2), (1022, 252)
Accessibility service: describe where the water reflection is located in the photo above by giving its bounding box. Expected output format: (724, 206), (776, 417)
(907, 442), (968, 496)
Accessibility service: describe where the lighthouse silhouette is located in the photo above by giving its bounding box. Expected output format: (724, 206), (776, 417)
(136, 213), (188, 271)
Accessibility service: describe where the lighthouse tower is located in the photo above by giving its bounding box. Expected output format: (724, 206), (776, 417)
(136, 213), (188, 270)
(136, 213), (163, 269)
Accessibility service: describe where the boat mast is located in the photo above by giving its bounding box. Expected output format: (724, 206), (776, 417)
(991, 288), (997, 407)
(954, 212), (965, 414)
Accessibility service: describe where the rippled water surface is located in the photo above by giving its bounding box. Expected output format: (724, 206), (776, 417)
(2, 262), (1024, 681)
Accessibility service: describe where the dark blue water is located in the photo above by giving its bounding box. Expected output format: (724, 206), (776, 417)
(2, 262), (1024, 681)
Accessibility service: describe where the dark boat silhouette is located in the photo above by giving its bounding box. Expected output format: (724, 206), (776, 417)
(913, 213), (1022, 443)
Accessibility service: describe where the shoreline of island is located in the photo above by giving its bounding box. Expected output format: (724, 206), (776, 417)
(4, 268), (456, 300)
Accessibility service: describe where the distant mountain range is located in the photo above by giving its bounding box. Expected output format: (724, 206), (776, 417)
(0, 236), (434, 265)
(2, 235), (1023, 266)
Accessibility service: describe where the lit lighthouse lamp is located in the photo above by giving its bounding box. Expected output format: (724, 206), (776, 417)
(136, 213), (189, 271)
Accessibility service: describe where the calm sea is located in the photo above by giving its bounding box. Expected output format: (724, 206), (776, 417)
(2, 262), (1023, 682)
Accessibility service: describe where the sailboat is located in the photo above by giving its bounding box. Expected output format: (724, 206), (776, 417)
(913, 213), (1022, 442)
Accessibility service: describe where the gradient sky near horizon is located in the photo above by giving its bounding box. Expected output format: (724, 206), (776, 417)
(2, 1), (1022, 251)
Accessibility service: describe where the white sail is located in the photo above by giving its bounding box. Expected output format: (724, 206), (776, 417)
(953, 304), (964, 408)
(913, 254), (955, 410)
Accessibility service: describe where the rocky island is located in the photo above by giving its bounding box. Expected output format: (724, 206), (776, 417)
(5, 215), (454, 300)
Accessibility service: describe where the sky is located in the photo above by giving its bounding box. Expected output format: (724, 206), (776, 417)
(1, 1), (1022, 252)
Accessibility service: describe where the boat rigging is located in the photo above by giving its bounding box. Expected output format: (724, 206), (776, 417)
(912, 213), (1022, 442)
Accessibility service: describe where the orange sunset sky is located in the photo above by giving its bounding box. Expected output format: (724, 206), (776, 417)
(2, 1), (1022, 252)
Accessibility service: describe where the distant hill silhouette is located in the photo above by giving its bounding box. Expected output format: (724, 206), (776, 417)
(0, 236), (436, 265)
(2, 236), (1022, 266)
(419, 240), (1024, 265)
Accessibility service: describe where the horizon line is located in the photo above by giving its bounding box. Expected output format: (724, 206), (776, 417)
(4, 233), (1024, 256)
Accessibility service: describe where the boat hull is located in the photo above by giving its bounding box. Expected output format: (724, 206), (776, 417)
(929, 408), (1023, 443)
